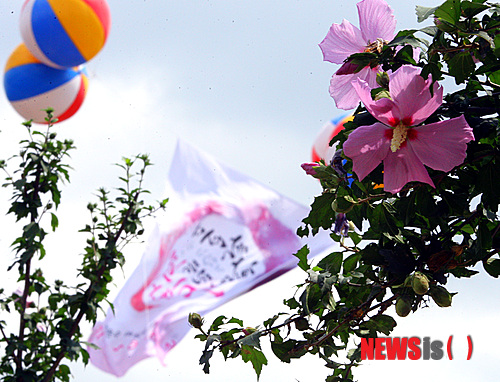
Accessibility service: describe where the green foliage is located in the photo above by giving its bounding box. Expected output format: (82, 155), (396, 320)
(192, 1), (500, 381)
(0, 111), (165, 381)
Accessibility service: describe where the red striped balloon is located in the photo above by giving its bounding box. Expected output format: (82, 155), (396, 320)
(20, 0), (111, 68)
(312, 115), (353, 163)
(4, 43), (88, 124)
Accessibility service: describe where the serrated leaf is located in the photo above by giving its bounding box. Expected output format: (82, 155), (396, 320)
(241, 345), (268, 380)
(199, 348), (214, 374)
(361, 314), (396, 336)
(238, 331), (263, 349)
(50, 213), (59, 231)
(419, 25), (439, 37)
(475, 31), (495, 49)
(434, 0), (461, 25)
(416, 5), (439, 23)
(300, 283), (322, 315)
(343, 253), (360, 274)
(318, 252), (343, 274)
(293, 245), (310, 271)
(302, 193), (336, 234)
(479, 160), (500, 212)
(271, 340), (307, 363)
(228, 317), (244, 326)
(494, 34), (500, 57)
(484, 258), (500, 278)
(209, 316), (226, 331)
(489, 70), (500, 86)
(461, 1), (489, 18)
(447, 51), (475, 84)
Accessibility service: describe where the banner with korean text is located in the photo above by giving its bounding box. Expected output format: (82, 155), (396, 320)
(88, 140), (335, 376)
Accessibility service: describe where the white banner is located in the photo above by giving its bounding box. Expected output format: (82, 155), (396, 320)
(88, 140), (335, 376)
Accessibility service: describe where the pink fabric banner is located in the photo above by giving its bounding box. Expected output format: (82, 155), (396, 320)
(88, 140), (335, 376)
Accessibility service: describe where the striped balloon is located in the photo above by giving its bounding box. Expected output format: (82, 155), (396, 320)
(20, 0), (111, 68)
(312, 114), (353, 163)
(4, 43), (88, 124)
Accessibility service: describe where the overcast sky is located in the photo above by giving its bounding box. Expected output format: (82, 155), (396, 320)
(0, 0), (499, 381)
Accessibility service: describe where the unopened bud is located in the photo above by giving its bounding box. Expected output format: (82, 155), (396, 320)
(242, 327), (257, 336)
(376, 72), (390, 89)
(429, 285), (452, 307)
(411, 272), (429, 295)
(188, 313), (204, 329)
(294, 318), (309, 331)
(395, 297), (412, 317)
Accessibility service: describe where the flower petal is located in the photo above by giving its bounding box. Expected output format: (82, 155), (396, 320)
(383, 145), (435, 193)
(319, 19), (366, 64)
(409, 115), (474, 172)
(358, 0), (396, 43)
(332, 67), (381, 110)
(388, 65), (443, 124)
(343, 122), (391, 181)
(352, 76), (398, 124)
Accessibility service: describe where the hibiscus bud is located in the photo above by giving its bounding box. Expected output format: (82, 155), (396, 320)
(395, 296), (412, 317)
(373, 89), (392, 101)
(188, 313), (204, 329)
(411, 272), (429, 295)
(376, 72), (390, 89)
(294, 317), (309, 331)
(242, 327), (257, 336)
(301, 162), (320, 176)
(429, 285), (452, 307)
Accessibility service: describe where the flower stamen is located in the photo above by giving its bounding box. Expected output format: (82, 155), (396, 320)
(390, 123), (409, 152)
(364, 38), (388, 54)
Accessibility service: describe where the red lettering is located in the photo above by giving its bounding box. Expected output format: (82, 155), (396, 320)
(375, 338), (386, 360)
(386, 337), (407, 360)
(407, 337), (421, 360)
(360, 338), (374, 360)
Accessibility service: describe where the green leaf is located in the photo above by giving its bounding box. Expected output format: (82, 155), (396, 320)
(199, 348), (214, 374)
(420, 62), (442, 82)
(228, 317), (244, 326)
(209, 315), (227, 331)
(489, 70), (500, 86)
(484, 258), (500, 278)
(300, 283), (322, 315)
(494, 34), (500, 57)
(238, 331), (263, 350)
(293, 245), (310, 271)
(461, 1), (489, 18)
(302, 193), (336, 234)
(23, 222), (40, 242)
(449, 268), (479, 278)
(415, 5), (439, 23)
(361, 314), (396, 336)
(271, 340), (307, 363)
(317, 252), (343, 274)
(419, 25), (439, 37)
(343, 254), (361, 274)
(241, 345), (268, 380)
(434, 0), (461, 25)
(50, 213), (59, 231)
(478, 160), (500, 212)
(447, 52), (475, 84)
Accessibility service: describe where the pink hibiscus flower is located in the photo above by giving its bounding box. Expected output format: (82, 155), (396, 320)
(319, 0), (396, 110)
(343, 65), (474, 194)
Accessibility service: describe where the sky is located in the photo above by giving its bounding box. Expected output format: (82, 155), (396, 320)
(0, 0), (499, 381)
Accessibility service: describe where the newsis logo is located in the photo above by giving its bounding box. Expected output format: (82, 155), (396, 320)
(360, 336), (473, 361)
